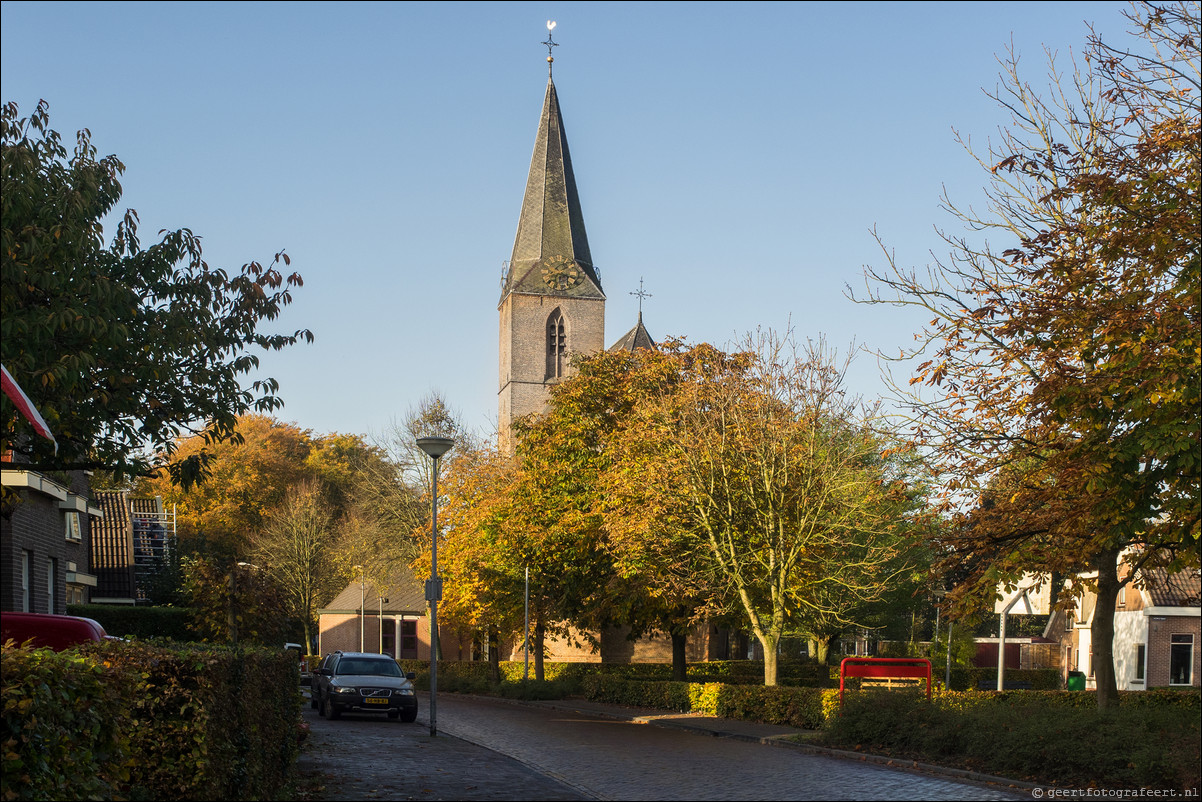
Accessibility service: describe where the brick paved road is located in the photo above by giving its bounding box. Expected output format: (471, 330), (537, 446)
(429, 695), (1030, 801)
(298, 705), (585, 801)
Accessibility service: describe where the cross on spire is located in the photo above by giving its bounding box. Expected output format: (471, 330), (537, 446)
(630, 278), (652, 318)
(543, 21), (558, 76)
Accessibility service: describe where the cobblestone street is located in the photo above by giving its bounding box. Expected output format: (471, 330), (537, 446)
(298, 693), (1032, 801)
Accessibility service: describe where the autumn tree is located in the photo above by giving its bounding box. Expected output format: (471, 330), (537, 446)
(852, 2), (1199, 708)
(253, 481), (342, 652)
(505, 350), (675, 678)
(597, 344), (739, 680)
(1, 101), (311, 487)
(622, 333), (927, 685)
(434, 444), (528, 682)
(138, 415), (314, 557)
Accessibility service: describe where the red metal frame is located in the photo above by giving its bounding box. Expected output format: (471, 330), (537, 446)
(838, 657), (933, 711)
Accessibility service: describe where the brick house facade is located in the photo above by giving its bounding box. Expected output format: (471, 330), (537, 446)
(1048, 562), (1201, 690)
(1, 469), (102, 614)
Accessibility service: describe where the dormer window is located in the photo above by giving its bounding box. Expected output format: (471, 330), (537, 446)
(546, 309), (567, 380)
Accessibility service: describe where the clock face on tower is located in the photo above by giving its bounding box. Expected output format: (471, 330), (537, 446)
(540, 256), (584, 291)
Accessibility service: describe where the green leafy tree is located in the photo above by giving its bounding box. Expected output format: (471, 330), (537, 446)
(618, 332), (927, 685)
(852, 2), (1199, 708)
(1, 100), (311, 487)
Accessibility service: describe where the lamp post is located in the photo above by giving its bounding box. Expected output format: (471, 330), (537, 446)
(417, 435), (454, 738)
(354, 565), (364, 651)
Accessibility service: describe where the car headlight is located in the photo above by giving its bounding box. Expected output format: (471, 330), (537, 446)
(332, 685), (358, 694)
(398, 689), (415, 696)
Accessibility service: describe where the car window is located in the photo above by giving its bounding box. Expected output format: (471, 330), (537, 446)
(337, 659), (401, 677)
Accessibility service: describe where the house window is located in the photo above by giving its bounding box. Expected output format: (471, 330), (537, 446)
(47, 558), (57, 614)
(1135, 644), (1146, 682)
(399, 620), (418, 660)
(64, 511), (82, 542)
(1169, 635), (1193, 685)
(1065, 608), (1074, 631)
(22, 551), (32, 612)
(1117, 586), (1126, 607)
(546, 309), (567, 380)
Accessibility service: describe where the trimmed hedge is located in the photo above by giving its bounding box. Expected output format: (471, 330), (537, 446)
(579, 674), (830, 729)
(1, 647), (135, 801)
(1, 640), (300, 801)
(67, 603), (197, 642)
(397, 658), (832, 689)
(823, 688), (1201, 789)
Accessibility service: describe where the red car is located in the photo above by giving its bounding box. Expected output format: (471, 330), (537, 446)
(1, 612), (112, 650)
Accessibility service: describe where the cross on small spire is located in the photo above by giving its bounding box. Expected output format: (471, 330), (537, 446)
(630, 278), (652, 318)
(543, 21), (558, 76)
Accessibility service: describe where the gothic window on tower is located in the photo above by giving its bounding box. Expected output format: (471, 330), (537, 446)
(546, 309), (567, 380)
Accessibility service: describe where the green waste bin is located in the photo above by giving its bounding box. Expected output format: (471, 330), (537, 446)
(1066, 670), (1086, 691)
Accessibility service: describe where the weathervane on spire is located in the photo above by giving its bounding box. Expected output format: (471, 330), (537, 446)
(543, 20), (558, 76)
(630, 277), (652, 318)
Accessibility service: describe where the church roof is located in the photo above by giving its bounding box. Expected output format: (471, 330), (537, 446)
(609, 313), (656, 353)
(502, 77), (604, 302)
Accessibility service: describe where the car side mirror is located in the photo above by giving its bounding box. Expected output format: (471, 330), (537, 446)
(406, 672), (416, 680)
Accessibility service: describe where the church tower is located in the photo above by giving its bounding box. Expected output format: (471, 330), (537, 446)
(498, 57), (605, 448)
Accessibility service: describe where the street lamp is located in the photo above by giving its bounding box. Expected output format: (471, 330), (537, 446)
(354, 565), (364, 651)
(417, 435), (454, 738)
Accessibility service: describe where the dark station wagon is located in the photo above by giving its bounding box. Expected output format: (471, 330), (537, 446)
(312, 651), (418, 723)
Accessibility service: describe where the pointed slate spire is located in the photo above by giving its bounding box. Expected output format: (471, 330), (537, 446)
(502, 77), (604, 300)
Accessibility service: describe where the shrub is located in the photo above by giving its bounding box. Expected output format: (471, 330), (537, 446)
(1, 640), (301, 801)
(1, 646), (136, 801)
(823, 688), (1201, 789)
(67, 603), (197, 641)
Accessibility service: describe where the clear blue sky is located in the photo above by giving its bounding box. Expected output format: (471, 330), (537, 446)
(1, 1), (1131, 443)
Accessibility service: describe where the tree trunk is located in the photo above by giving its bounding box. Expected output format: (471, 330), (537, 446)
(487, 625), (501, 685)
(671, 631), (687, 682)
(758, 632), (780, 686)
(1092, 547), (1121, 710)
(533, 620), (546, 682)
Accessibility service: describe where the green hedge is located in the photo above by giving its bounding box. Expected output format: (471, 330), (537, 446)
(824, 688), (1201, 788)
(67, 603), (197, 641)
(579, 674), (831, 729)
(1, 647), (135, 800)
(1, 641), (300, 801)
(397, 658), (832, 689)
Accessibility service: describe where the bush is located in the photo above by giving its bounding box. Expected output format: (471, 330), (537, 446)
(67, 603), (197, 641)
(579, 674), (830, 729)
(823, 688), (1201, 788)
(1, 647), (136, 801)
(1, 640), (300, 801)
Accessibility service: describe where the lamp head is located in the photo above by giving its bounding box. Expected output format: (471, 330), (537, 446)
(416, 436), (455, 459)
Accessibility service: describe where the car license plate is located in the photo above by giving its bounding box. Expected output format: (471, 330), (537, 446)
(365, 698), (389, 705)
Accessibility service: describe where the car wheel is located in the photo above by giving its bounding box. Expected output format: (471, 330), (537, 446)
(400, 707), (417, 723)
(322, 696), (340, 720)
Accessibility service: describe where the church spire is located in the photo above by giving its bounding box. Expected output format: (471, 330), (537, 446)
(501, 29), (603, 302)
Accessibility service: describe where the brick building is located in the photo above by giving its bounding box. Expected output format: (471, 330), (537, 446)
(1048, 560), (1201, 690)
(1, 469), (102, 614)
